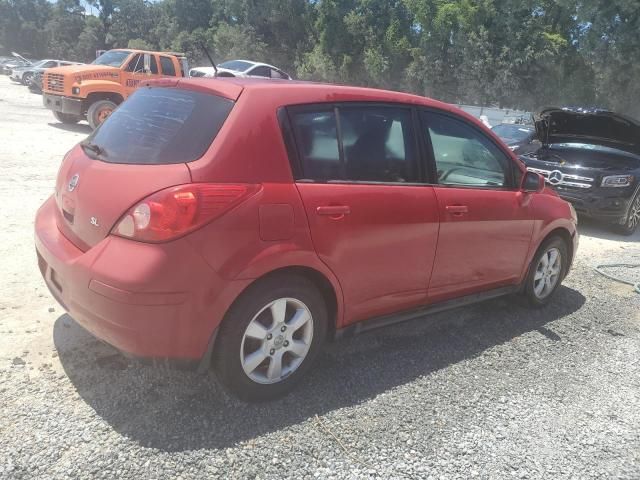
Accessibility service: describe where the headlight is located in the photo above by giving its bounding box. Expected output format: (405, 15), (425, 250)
(72, 87), (80, 95)
(601, 175), (634, 187)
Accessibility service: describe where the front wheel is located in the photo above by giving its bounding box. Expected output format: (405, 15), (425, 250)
(21, 72), (32, 85)
(523, 236), (569, 307)
(214, 274), (328, 401)
(53, 111), (82, 124)
(87, 100), (117, 130)
(614, 193), (640, 236)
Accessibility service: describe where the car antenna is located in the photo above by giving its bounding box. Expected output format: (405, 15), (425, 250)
(200, 43), (218, 77)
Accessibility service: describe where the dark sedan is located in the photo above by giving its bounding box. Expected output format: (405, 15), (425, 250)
(521, 107), (640, 235)
(491, 123), (539, 154)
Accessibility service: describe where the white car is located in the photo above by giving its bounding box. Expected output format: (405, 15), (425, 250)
(189, 60), (291, 80)
(10, 59), (82, 85)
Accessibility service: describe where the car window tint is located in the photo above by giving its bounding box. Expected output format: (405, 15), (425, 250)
(339, 107), (417, 183)
(126, 54), (144, 73)
(271, 69), (286, 79)
(249, 66), (271, 78)
(86, 88), (234, 165)
(42, 61), (57, 68)
(160, 56), (176, 76)
(149, 55), (158, 74)
(289, 105), (418, 183)
(290, 110), (341, 180)
(423, 111), (509, 187)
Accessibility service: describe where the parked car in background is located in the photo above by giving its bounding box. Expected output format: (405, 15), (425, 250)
(189, 60), (291, 79)
(492, 123), (540, 154)
(35, 78), (578, 400)
(42, 48), (188, 129)
(1, 52), (33, 75)
(28, 71), (44, 93)
(10, 59), (82, 85)
(522, 107), (640, 235)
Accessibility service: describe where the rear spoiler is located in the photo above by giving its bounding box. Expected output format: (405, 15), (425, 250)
(142, 77), (243, 101)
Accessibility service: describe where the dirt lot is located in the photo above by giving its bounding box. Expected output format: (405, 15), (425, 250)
(1, 75), (639, 479)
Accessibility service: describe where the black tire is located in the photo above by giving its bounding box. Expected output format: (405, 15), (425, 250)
(614, 192), (640, 236)
(214, 274), (328, 401)
(523, 236), (569, 308)
(87, 100), (117, 130)
(53, 111), (82, 124)
(21, 72), (32, 86)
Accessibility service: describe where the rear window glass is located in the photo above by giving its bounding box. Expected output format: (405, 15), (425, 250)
(86, 87), (233, 164)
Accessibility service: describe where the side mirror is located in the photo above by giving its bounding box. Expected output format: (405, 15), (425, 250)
(522, 171), (545, 193)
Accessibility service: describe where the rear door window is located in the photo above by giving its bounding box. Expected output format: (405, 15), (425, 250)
(249, 66), (271, 78)
(85, 88), (234, 164)
(288, 104), (419, 183)
(160, 56), (176, 76)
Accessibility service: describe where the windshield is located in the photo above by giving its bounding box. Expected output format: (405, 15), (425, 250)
(85, 87), (234, 164)
(92, 50), (131, 67)
(218, 60), (253, 72)
(492, 124), (534, 142)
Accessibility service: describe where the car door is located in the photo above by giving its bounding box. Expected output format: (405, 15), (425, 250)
(421, 110), (534, 302)
(287, 104), (440, 325)
(123, 53), (160, 95)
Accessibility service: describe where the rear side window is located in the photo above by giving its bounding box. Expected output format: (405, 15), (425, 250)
(86, 88), (233, 164)
(249, 66), (271, 78)
(160, 56), (176, 76)
(289, 105), (418, 183)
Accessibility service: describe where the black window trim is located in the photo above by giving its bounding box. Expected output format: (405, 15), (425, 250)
(282, 101), (428, 186)
(420, 107), (520, 191)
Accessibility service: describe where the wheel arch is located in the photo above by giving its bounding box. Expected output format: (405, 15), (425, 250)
(542, 227), (574, 263)
(225, 265), (341, 338)
(84, 91), (125, 111)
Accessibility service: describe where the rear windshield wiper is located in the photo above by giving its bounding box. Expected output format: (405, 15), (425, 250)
(80, 141), (106, 158)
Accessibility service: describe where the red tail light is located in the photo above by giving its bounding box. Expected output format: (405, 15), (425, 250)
(112, 183), (259, 242)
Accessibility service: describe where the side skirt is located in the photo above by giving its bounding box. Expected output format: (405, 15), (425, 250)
(334, 285), (520, 340)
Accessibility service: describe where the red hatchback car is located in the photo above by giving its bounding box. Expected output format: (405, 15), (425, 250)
(35, 78), (578, 400)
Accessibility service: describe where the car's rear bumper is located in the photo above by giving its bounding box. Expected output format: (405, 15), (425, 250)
(43, 93), (83, 116)
(35, 196), (248, 360)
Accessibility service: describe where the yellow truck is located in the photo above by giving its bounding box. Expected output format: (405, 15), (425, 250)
(42, 49), (188, 129)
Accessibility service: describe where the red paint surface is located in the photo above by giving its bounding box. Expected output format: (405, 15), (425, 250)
(35, 79), (578, 359)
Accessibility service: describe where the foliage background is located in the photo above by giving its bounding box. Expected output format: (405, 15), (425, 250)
(1, 0), (639, 116)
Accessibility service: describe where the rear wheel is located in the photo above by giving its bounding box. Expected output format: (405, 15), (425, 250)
(615, 193), (640, 236)
(53, 111), (82, 124)
(214, 274), (328, 401)
(523, 236), (568, 307)
(87, 100), (117, 130)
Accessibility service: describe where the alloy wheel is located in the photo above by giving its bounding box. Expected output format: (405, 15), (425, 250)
(627, 195), (640, 230)
(240, 297), (314, 384)
(533, 247), (562, 299)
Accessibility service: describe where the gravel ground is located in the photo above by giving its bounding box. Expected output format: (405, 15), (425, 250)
(1, 75), (639, 479)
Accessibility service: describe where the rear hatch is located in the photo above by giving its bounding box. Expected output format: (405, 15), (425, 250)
(55, 85), (236, 251)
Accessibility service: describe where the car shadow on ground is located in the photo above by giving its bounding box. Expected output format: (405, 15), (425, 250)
(578, 216), (640, 243)
(47, 122), (92, 135)
(54, 286), (585, 452)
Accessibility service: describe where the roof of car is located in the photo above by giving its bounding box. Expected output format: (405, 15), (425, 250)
(174, 77), (458, 112)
